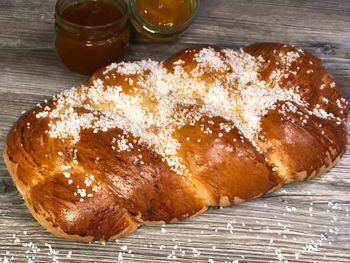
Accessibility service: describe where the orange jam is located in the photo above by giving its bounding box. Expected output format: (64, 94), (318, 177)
(62, 1), (122, 26)
(136, 0), (192, 26)
(55, 0), (129, 75)
(128, 0), (199, 41)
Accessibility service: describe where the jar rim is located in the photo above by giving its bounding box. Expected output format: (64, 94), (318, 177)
(128, 0), (200, 35)
(55, 0), (128, 30)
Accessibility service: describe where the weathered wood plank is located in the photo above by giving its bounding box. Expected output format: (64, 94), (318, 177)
(0, 178), (349, 262)
(1, 0), (350, 56)
(0, 0), (349, 262)
(0, 47), (349, 99)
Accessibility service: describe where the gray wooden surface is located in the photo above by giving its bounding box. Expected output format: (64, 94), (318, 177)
(1, 0), (349, 262)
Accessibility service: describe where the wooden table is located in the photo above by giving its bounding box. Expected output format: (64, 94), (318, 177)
(1, 0), (349, 262)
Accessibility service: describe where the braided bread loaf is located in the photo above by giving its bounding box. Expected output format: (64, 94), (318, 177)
(3, 43), (348, 241)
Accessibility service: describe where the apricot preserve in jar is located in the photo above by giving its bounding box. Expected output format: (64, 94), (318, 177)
(128, 0), (200, 42)
(55, 0), (129, 75)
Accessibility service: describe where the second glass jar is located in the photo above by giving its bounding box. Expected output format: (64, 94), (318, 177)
(128, 0), (200, 42)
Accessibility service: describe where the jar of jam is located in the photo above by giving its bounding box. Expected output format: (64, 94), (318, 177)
(55, 0), (129, 75)
(128, 0), (200, 42)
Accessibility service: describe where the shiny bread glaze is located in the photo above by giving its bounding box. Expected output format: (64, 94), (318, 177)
(4, 43), (348, 241)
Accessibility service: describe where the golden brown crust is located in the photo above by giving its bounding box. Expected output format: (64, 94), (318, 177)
(244, 43), (347, 182)
(76, 128), (206, 223)
(3, 43), (348, 241)
(174, 115), (282, 206)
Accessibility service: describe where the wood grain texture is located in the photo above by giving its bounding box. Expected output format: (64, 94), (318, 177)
(0, 0), (349, 262)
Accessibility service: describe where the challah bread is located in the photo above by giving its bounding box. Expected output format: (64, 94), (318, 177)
(3, 43), (348, 241)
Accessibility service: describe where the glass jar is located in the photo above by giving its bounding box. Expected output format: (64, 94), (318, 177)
(128, 0), (200, 42)
(55, 0), (129, 75)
